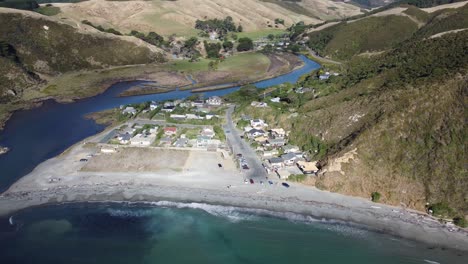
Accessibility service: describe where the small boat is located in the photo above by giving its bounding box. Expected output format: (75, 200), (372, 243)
(9, 216), (14, 226)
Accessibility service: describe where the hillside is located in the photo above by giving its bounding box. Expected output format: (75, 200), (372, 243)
(51, 0), (362, 38)
(0, 7), (166, 128)
(306, 1), (468, 60)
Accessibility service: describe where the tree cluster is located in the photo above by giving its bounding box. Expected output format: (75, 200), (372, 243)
(236, 37), (253, 52)
(195, 16), (242, 38)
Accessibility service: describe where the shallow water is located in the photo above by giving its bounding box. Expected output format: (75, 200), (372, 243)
(1, 203), (466, 264)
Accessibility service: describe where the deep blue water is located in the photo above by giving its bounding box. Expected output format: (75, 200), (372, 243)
(0, 55), (319, 192)
(0, 203), (467, 264)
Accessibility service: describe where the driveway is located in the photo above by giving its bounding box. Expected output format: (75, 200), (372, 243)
(224, 105), (267, 181)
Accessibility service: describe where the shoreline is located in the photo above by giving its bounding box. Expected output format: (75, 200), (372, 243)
(1, 182), (468, 252)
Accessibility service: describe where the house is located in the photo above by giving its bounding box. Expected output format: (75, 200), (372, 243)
(262, 149), (278, 158)
(122, 106), (137, 115)
(243, 126), (253, 132)
(248, 129), (265, 138)
(150, 102), (159, 110)
(254, 136), (268, 144)
(130, 134), (154, 146)
(251, 101), (268, 108)
(206, 96), (222, 106)
(174, 99), (183, 106)
(250, 119), (265, 128)
(161, 106), (175, 112)
(209, 31), (218, 40)
(170, 114), (186, 120)
(205, 113), (216, 120)
(267, 138), (286, 147)
(270, 128), (286, 139)
(164, 127), (177, 136)
(164, 101), (175, 107)
(270, 97), (281, 103)
(101, 147), (117, 153)
(282, 145), (300, 153)
(173, 138), (188, 147)
(268, 157), (284, 169)
(186, 114), (203, 120)
(281, 153), (298, 166)
(319, 73), (330, 80)
(196, 135), (212, 147)
(192, 100), (205, 107)
(296, 161), (319, 174)
(201, 127), (215, 138)
(117, 133), (131, 144)
(159, 137), (172, 146)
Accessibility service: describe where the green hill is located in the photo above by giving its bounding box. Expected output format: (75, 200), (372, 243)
(307, 2), (468, 60)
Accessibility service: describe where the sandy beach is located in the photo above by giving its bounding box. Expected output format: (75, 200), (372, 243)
(1, 126), (467, 252)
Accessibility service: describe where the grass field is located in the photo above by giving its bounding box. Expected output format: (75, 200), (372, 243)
(237, 28), (286, 40)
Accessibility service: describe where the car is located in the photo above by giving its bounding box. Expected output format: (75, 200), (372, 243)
(236, 154), (243, 157)
(79, 158), (88, 162)
(240, 135), (244, 139)
(218, 163), (222, 168)
(282, 182), (290, 188)
(249, 179), (254, 184)
(242, 165), (249, 170)
(268, 181), (273, 185)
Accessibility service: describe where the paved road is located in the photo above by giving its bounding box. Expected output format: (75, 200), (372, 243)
(133, 119), (211, 129)
(224, 106), (267, 182)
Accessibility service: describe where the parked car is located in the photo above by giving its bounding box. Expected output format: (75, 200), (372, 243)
(268, 181), (273, 185)
(79, 158), (88, 162)
(218, 163), (222, 168)
(242, 165), (249, 170)
(249, 179), (254, 184)
(282, 182), (290, 188)
(236, 154), (243, 158)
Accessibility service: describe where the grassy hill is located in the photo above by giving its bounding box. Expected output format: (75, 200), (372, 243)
(306, 2), (468, 60)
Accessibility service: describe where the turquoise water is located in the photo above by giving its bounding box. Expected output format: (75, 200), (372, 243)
(1, 203), (467, 264)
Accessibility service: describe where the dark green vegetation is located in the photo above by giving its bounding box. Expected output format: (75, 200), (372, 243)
(204, 41), (222, 58)
(371, 192), (381, 202)
(236, 37), (254, 51)
(307, 3), (468, 60)
(0, 0), (38, 10)
(195, 16), (241, 39)
(34, 5), (60, 16)
(82, 20), (122, 35)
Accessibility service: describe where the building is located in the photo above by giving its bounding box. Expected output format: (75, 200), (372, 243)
(254, 136), (269, 144)
(101, 147), (117, 153)
(161, 105), (175, 112)
(196, 135), (212, 147)
(250, 119), (265, 128)
(251, 101), (268, 108)
(201, 127), (215, 138)
(173, 138), (188, 147)
(149, 102), (159, 110)
(282, 145), (300, 153)
(163, 101), (175, 107)
(296, 161), (319, 174)
(130, 134), (154, 146)
(267, 138), (286, 147)
(170, 114), (186, 120)
(206, 96), (222, 106)
(122, 106), (137, 115)
(268, 157), (284, 169)
(262, 149), (279, 158)
(192, 100), (205, 107)
(281, 153), (298, 166)
(186, 114), (203, 120)
(209, 31), (218, 40)
(164, 127), (177, 136)
(248, 129), (265, 138)
(159, 137), (172, 146)
(270, 97), (281, 103)
(117, 133), (131, 144)
(270, 128), (286, 139)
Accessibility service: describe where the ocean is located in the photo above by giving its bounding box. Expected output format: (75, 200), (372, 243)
(1, 202), (466, 264)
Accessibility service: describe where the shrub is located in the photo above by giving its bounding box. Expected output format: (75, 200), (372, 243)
(428, 202), (455, 218)
(371, 192), (381, 202)
(288, 174), (307, 182)
(453, 216), (467, 228)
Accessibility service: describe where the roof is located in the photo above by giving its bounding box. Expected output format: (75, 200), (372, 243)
(269, 157), (284, 164)
(283, 145), (299, 150)
(249, 129), (265, 134)
(268, 138), (286, 143)
(281, 153), (297, 160)
(164, 127), (177, 132)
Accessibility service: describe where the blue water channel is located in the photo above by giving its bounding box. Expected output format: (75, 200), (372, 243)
(0, 55), (320, 191)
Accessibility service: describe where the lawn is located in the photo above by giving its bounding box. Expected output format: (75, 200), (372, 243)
(237, 29), (286, 40)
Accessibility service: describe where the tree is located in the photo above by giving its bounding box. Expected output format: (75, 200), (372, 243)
(204, 41), (222, 58)
(237, 37), (253, 51)
(223, 40), (234, 51)
(184, 37), (198, 48)
(231, 33), (238, 40)
(267, 34), (275, 41)
(261, 44), (274, 54)
(208, 60), (219, 71)
(237, 25), (243, 32)
(371, 192), (381, 202)
(289, 44), (301, 53)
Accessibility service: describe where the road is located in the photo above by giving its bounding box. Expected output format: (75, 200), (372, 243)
(305, 47), (342, 65)
(224, 105), (267, 182)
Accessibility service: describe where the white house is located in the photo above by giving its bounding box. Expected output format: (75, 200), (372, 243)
(250, 119), (265, 128)
(201, 127), (215, 138)
(122, 107), (137, 115)
(150, 102), (159, 110)
(282, 145), (300, 153)
(270, 128), (286, 139)
(281, 153), (298, 166)
(206, 96), (222, 106)
(161, 106), (175, 112)
(270, 97), (281, 103)
(130, 134), (154, 146)
(248, 129), (265, 138)
(268, 157), (284, 169)
(170, 114), (186, 120)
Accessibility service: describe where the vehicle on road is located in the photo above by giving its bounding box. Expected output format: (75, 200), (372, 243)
(236, 154), (243, 158)
(282, 182), (290, 188)
(242, 165), (249, 170)
(218, 163), (222, 168)
(268, 181), (273, 185)
(79, 159), (88, 162)
(249, 179), (254, 184)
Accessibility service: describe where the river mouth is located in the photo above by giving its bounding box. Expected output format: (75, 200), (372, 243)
(1, 202), (466, 264)
(0, 55), (319, 192)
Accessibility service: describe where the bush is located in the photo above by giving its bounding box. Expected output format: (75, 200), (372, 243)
(371, 192), (381, 202)
(428, 202), (455, 218)
(453, 216), (467, 228)
(288, 174), (307, 182)
(237, 37), (253, 51)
